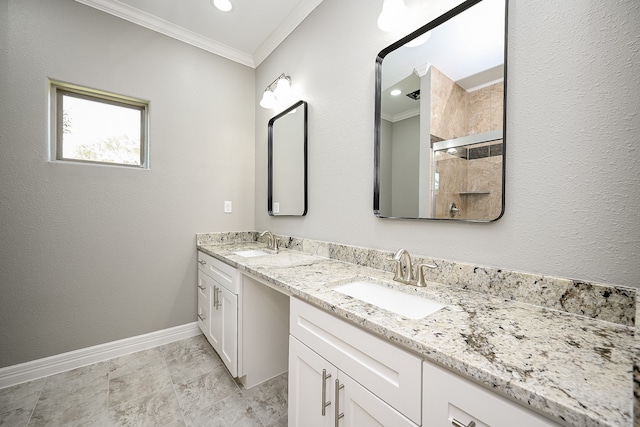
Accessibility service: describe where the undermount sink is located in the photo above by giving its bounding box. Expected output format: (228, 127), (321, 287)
(332, 279), (446, 320)
(233, 249), (271, 258)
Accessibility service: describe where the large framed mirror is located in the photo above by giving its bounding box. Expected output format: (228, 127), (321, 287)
(374, 0), (507, 221)
(268, 100), (308, 216)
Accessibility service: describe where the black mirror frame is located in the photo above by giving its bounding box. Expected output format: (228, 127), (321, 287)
(268, 100), (308, 216)
(374, 0), (508, 222)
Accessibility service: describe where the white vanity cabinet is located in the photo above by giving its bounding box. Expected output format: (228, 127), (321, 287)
(197, 250), (290, 388)
(289, 298), (421, 427)
(422, 361), (562, 427)
(197, 251), (239, 377)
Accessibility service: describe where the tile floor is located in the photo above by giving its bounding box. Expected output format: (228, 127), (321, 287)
(0, 335), (288, 426)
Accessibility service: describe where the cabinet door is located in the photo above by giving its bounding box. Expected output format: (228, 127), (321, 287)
(337, 372), (417, 427)
(205, 286), (221, 353)
(218, 285), (238, 377)
(289, 336), (336, 427)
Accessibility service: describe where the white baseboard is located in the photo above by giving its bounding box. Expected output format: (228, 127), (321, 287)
(0, 322), (201, 389)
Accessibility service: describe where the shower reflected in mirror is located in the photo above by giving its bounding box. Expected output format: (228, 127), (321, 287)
(374, 0), (507, 221)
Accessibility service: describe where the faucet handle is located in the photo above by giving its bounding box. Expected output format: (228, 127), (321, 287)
(415, 263), (437, 287)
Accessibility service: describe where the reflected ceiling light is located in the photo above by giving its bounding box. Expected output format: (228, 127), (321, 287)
(390, 89), (402, 96)
(259, 73), (292, 109)
(377, 0), (410, 32)
(211, 0), (233, 12)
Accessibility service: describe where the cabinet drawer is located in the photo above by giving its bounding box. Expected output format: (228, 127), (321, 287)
(423, 361), (562, 427)
(197, 251), (238, 293)
(290, 298), (422, 424)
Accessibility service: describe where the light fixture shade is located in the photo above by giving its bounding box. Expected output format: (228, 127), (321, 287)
(259, 73), (293, 109)
(259, 89), (276, 109)
(273, 76), (291, 99)
(377, 0), (409, 32)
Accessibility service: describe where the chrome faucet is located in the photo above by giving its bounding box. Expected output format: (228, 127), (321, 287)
(393, 249), (438, 287)
(260, 230), (279, 251)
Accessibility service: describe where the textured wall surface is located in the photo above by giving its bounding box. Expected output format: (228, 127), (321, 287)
(0, 0), (255, 367)
(1, 0), (638, 369)
(255, 0), (640, 289)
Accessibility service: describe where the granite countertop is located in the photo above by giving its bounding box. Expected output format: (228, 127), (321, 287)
(197, 242), (634, 427)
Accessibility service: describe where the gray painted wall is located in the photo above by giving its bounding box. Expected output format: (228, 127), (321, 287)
(255, 0), (640, 289)
(390, 115), (420, 217)
(0, 0), (255, 367)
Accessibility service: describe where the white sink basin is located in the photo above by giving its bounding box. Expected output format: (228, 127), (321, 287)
(332, 280), (445, 319)
(234, 249), (271, 258)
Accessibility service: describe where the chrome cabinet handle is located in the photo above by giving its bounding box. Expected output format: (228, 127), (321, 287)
(212, 286), (222, 309)
(334, 379), (344, 426)
(197, 283), (205, 291)
(215, 287), (222, 309)
(451, 419), (475, 427)
(198, 259), (206, 265)
(321, 369), (332, 416)
(197, 313), (206, 321)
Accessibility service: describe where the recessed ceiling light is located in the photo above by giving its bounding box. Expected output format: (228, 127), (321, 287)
(390, 89), (402, 96)
(211, 0), (233, 12)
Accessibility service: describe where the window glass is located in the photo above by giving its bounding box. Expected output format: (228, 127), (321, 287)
(51, 82), (148, 168)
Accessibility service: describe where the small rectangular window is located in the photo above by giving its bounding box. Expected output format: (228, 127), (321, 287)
(50, 81), (148, 168)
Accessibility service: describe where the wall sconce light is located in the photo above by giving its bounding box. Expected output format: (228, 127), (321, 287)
(377, 0), (410, 32)
(259, 73), (292, 109)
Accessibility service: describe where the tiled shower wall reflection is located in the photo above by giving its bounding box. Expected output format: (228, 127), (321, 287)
(430, 67), (504, 219)
(434, 141), (503, 220)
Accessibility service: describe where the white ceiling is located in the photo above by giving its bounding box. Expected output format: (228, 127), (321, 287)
(74, 0), (324, 68)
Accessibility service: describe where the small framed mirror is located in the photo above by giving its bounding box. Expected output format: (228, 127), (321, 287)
(268, 100), (308, 216)
(374, 0), (507, 221)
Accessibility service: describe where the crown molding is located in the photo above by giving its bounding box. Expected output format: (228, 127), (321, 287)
(252, 0), (324, 67)
(382, 107), (420, 123)
(74, 0), (255, 67)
